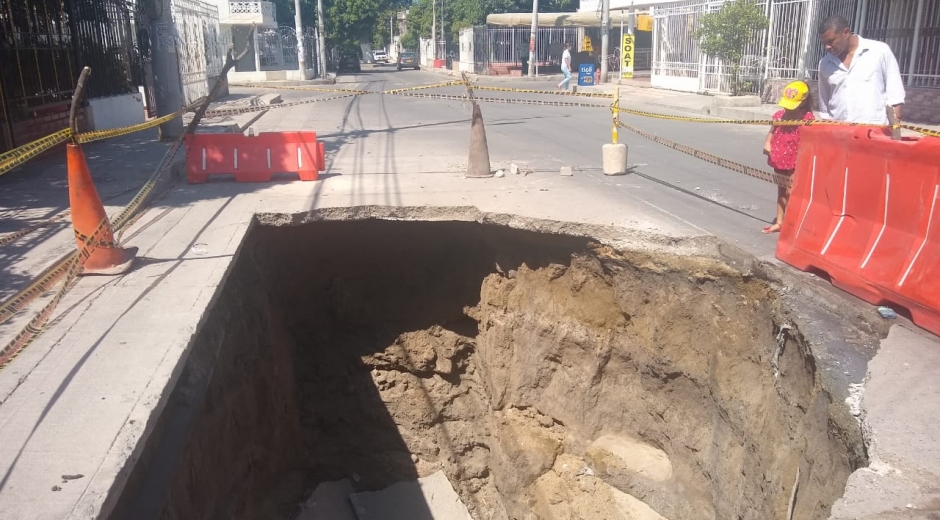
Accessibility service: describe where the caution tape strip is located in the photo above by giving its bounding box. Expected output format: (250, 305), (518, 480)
(76, 108), (189, 143)
(387, 91), (610, 109)
(201, 81), (470, 118)
(471, 84), (614, 99)
(615, 119), (793, 189)
(0, 129), (72, 177)
(203, 92), (364, 118)
(612, 105), (940, 137)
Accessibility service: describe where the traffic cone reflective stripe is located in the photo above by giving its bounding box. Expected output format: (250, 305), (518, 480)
(66, 144), (136, 275)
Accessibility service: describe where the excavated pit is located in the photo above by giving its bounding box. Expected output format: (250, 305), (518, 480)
(111, 217), (872, 520)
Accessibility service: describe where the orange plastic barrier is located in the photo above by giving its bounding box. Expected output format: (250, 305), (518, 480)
(185, 131), (326, 184)
(777, 126), (940, 336)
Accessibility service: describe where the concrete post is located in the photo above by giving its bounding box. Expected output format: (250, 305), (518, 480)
(294, 0), (307, 78)
(604, 83), (627, 175)
(528, 0), (538, 78)
(907, 0), (924, 87)
(600, 0), (610, 83)
(432, 0), (436, 61)
(253, 29), (262, 72)
(317, 0), (328, 78)
(149, 0), (184, 140)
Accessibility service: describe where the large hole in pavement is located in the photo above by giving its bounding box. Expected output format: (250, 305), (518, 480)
(111, 217), (868, 520)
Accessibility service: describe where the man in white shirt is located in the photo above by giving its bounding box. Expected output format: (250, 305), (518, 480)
(817, 14), (905, 125)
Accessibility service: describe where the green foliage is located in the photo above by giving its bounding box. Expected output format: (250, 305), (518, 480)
(693, 0), (768, 95)
(402, 0), (579, 50)
(400, 31), (417, 50)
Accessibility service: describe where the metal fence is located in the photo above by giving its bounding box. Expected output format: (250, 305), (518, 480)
(0, 0), (137, 114)
(471, 26), (579, 74)
(651, 0), (940, 94)
(859, 0), (940, 88)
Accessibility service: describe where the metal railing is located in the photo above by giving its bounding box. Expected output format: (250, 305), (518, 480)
(0, 0), (138, 112)
(651, 0), (940, 95)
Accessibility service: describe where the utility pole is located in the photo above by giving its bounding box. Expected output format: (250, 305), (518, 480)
(441, 0), (445, 59)
(316, 0), (327, 78)
(294, 0), (306, 77)
(600, 0), (610, 83)
(432, 0), (436, 61)
(149, 0), (184, 139)
(390, 13), (394, 52)
(528, 0), (537, 78)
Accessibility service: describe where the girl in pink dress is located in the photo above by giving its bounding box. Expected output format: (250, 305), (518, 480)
(762, 80), (814, 234)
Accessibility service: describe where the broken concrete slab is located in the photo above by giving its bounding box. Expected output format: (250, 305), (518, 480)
(349, 471), (472, 520)
(258, 93), (283, 106)
(297, 479), (357, 520)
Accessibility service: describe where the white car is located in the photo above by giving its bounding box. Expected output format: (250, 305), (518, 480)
(373, 49), (389, 63)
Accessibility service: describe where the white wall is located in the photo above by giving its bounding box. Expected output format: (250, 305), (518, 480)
(87, 93), (145, 131)
(459, 29), (474, 73)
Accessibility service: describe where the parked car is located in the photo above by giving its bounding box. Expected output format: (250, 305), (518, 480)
(397, 51), (419, 71)
(373, 49), (389, 63)
(337, 53), (361, 73)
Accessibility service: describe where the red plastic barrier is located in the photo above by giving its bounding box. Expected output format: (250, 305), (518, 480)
(185, 131), (326, 184)
(777, 126), (940, 336)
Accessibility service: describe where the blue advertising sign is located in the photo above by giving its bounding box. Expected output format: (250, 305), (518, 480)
(578, 63), (595, 86)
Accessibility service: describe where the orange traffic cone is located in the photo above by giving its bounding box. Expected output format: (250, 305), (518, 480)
(67, 144), (137, 275)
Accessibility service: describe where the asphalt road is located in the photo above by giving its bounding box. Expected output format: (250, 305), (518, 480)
(227, 64), (783, 259)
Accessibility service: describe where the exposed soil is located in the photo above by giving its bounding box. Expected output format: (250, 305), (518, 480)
(109, 218), (873, 520)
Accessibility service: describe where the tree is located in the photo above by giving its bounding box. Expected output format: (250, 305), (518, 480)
(693, 0), (768, 96)
(400, 31), (417, 50)
(401, 0), (579, 52)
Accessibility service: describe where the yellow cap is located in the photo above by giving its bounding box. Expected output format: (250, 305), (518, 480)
(778, 81), (809, 110)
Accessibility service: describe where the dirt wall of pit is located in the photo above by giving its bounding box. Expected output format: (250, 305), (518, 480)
(108, 215), (876, 520)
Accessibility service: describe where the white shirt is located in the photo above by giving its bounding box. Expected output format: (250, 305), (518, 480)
(562, 49), (571, 70)
(817, 35), (905, 125)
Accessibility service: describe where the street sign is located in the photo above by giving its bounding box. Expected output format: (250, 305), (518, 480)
(637, 14), (654, 32)
(621, 34), (635, 79)
(583, 36), (593, 52)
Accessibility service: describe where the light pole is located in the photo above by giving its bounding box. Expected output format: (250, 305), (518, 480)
(317, 0), (327, 78)
(432, 0), (436, 60)
(528, 0), (537, 78)
(600, 0), (610, 83)
(294, 0), (306, 77)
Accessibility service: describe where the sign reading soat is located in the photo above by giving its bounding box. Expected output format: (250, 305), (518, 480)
(621, 34), (635, 79)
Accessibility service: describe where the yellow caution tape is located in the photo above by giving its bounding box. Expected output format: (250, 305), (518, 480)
(611, 105), (940, 137)
(76, 109), (187, 143)
(615, 119), (792, 189)
(0, 129), (72, 177)
(471, 84), (614, 99)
